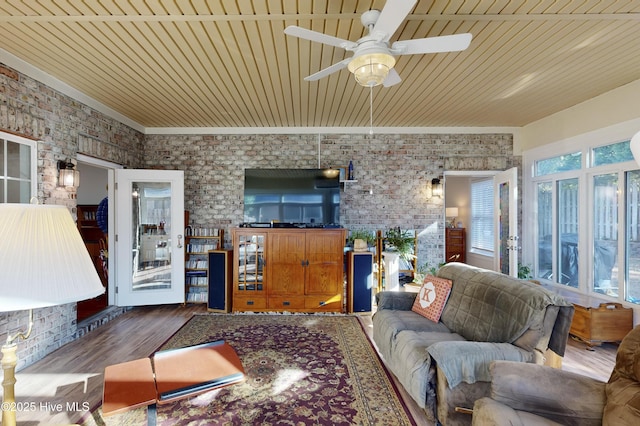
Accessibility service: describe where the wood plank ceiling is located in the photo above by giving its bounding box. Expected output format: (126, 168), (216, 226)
(0, 0), (639, 129)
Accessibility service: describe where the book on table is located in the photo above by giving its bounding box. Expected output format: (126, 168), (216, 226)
(103, 340), (245, 416)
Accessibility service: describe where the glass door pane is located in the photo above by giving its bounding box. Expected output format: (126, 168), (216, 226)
(132, 182), (172, 291)
(494, 168), (518, 277)
(626, 170), (640, 303)
(557, 178), (579, 287)
(537, 182), (553, 280)
(498, 180), (510, 275)
(593, 173), (618, 296)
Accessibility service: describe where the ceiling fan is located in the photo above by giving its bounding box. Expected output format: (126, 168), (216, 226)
(284, 0), (472, 88)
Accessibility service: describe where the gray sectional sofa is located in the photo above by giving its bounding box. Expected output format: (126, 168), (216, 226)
(372, 262), (574, 425)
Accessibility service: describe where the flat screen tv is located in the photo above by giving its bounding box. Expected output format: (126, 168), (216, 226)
(243, 168), (340, 226)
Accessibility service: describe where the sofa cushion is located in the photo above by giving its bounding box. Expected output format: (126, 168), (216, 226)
(411, 275), (452, 322)
(437, 263), (570, 345)
(372, 309), (451, 362)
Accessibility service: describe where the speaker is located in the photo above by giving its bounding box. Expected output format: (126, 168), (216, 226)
(207, 249), (233, 312)
(347, 251), (374, 313)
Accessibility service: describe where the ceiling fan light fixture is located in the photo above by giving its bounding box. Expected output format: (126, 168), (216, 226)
(348, 52), (396, 87)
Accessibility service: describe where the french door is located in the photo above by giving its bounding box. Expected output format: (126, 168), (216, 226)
(494, 167), (518, 277)
(114, 169), (185, 306)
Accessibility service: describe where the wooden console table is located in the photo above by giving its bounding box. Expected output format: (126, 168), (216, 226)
(560, 292), (633, 348)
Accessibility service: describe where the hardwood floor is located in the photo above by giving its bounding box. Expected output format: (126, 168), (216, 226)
(1, 305), (618, 425)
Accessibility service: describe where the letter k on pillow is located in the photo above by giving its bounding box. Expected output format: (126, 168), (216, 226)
(411, 275), (452, 322)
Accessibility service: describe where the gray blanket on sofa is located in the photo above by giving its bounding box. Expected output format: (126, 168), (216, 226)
(437, 263), (574, 356)
(427, 341), (532, 387)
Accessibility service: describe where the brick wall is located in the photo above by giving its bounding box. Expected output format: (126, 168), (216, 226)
(0, 62), (144, 368)
(1, 60), (519, 369)
(144, 133), (519, 267)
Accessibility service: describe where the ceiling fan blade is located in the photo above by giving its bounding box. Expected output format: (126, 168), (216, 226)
(392, 33), (473, 55)
(383, 68), (402, 87)
(372, 0), (417, 42)
(304, 58), (352, 81)
(284, 26), (356, 50)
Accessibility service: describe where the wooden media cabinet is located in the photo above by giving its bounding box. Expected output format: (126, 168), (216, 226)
(231, 227), (346, 313)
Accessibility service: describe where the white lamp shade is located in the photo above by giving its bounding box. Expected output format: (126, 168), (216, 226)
(0, 203), (105, 312)
(445, 207), (459, 217)
(631, 131), (640, 166)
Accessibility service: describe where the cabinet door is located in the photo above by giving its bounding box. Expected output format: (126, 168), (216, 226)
(268, 232), (306, 295)
(234, 232), (266, 295)
(305, 231), (344, 295)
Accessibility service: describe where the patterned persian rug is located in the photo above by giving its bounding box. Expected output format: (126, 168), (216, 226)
(85, 314), (415, 425)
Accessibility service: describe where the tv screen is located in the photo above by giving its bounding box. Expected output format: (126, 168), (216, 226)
(243, 168), (340, 226)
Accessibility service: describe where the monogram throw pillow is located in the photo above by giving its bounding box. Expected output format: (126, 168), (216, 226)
(411, 275), (453, 322)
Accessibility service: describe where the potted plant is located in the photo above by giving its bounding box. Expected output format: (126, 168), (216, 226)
(413, 262), (445, 285)
(347, 229), (376, 249)
(384, 227), (415, 263)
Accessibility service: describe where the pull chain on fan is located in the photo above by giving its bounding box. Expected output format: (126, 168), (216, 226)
(369, 85), (374, 135)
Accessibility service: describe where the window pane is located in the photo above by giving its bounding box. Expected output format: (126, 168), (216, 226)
(471, 179), (493, 253)
(593, 173), (619, 296)
(592, 140), (633, 167)
(7, 180), (31, 203)
(537, 182), (552, 280)
(7, 141), (31, 179)
(0, 138), (5, 175)
(535, 152), (582, 176)
(557, 178), (579, 287)
(626, 170), (640, 304)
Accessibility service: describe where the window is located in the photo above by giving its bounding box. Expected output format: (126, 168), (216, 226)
(593, 173), (619, 296)
(557, 178), (579, 287)
(471, 178), (494, 254)
(626, 170), (640, 303)
(536, 182), (552, 280)
(535, 152), (582, 176)
(529, 138), (640, 305)
(592, 141), (634, 166)
(0, 131), (37, 203)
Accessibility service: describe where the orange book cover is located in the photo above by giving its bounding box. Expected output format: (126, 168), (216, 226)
(153, 340), (245, 403)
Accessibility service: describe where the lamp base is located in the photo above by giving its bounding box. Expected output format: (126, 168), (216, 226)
(2, 342), (18, 426)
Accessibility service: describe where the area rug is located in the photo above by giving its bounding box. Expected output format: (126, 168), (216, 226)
(85, 314), (415, 425)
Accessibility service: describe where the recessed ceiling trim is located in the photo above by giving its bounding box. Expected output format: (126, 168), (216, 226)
(144, 126), (520, 135)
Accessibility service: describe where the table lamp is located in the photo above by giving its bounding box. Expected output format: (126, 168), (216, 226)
(0, 202), (105, 426)
(445, 207), (459, 228)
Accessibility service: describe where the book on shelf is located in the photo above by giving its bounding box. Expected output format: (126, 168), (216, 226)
(186, 259), (208, 269)
(186, 242), (220, 253)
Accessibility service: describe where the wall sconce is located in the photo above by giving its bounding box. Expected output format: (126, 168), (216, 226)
(431, 178), (443, 198)
(57, 159), (80, 188)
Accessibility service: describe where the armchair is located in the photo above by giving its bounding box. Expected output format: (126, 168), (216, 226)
(472, 325), (640, 426)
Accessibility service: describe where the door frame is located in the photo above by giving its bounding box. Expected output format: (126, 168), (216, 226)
(77, 154), (121, 306)
(444, 170), (519, 274)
